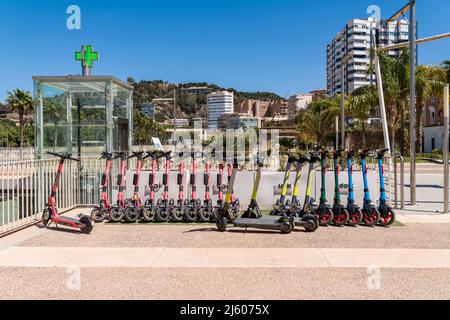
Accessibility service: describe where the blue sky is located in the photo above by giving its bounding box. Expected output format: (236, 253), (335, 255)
(1, 0), (449, 101)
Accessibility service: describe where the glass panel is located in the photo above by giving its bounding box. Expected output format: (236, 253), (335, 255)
(42, 83), (68, 152)
(37, 80), (131, 157)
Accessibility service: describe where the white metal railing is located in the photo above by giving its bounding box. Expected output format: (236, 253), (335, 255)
(0, 147), (35, 162)
(0, 157), (103, 235)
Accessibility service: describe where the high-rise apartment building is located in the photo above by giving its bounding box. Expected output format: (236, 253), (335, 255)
(207, 91), (234, 129)
(326, 18), (410, 96)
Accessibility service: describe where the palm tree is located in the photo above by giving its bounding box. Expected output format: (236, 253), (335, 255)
(6, 89), (34, 147)
(348, 85), (377, 146)
(442, 60), (450, 83)
(296, 97), (341, 147)
(415, 65), (447, 153)
(378, 52), (402, 152)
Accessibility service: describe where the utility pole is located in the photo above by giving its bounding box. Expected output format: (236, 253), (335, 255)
(409, 0), (417, 206)
(444, 84), (449, 213)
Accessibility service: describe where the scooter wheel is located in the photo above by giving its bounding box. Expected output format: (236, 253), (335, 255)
(303, 214), (319, 232)
(216, 216), (228, 232)
(42, 208), (51, 227)
(347, 209), (363, 226)
(317, 208), (334, 226)
(80, 216), (93, 234)
(379, 208), (396, 226)
(155, 207), (170, 222)
(171, 207), (184, 222)
(91, 208), (106, 223)
(142, 207), (156, 222)
(280, 222), (294, 234)
(211, 207), (220, 222)
(124, 207), (140, 223)
(333, 208), (349, 227)
(363, 208), (380, 226)
(197, 207), (211, 222)
(109, 207), (124, 223)
(184, 207), (198, 222)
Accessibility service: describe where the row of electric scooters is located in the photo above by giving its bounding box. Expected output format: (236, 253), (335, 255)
(40, 148), (395, 235)
(214, 148), (396, 234)
(90, 150), (240, 224)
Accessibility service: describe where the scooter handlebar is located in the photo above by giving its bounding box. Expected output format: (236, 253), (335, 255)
(128, 151), (145, 160)
(112, 152), (128, 160)
(47, 151), (80, 162)
(99, 152), (113, 160)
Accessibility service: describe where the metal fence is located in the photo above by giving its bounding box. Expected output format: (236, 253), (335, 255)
(0, 157), (103, 235)
(0, 147), (35, 162)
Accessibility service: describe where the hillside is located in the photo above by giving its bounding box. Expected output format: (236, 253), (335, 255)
(128, 78), (285, 123)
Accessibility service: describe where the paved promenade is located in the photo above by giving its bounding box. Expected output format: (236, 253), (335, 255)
(0, 209), (449, 300)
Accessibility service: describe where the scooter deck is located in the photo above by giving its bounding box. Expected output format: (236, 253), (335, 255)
(232, 217), (291, 231)
(258, 215), (312, 228)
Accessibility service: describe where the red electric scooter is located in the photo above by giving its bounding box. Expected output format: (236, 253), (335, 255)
(155, 151), (174, 222)
(109, 152), (129, 222)
(142, 151), (161, 222)
(171, 151), (188, 222)
(184, 152), (202, 222)
(91, 151), (113, 223)
(123, 151), (148, 222)
(198, 158), (213, 222)
(42, 152), (93, 234)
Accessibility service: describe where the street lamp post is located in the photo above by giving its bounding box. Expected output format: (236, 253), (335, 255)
(444, 84), (449, 213)
(409, 0), (417, 206)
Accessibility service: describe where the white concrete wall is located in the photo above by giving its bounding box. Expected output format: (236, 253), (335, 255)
(424, 126), (446, 153)
(110, 168), (382, 210)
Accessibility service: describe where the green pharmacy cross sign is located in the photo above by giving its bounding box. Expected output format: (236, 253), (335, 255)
(75, 45), (99, 76)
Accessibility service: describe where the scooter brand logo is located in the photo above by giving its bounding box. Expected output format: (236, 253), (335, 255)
(66, 5), (81, 30)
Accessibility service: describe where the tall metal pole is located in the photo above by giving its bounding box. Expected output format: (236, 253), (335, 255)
(173, 89), (177, 137)
(335, 116), (339, 150)
(444, 84), (449, 213)
(340, 62), (346, 149)
(409, 0), (417, 206)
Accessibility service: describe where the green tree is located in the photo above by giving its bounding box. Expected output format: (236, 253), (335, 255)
(415, 65), (447, 152)
(6, 89), (34, 147)
(295, 97), (341, 147)
(348, 85), (378, 147)
(442, 60), (450, 83)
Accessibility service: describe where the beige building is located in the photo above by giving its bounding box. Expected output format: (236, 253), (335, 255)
(235, 99), (288, 119)
(287, 94), (313, 121)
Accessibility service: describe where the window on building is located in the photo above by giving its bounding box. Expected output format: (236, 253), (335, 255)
(429, 106), (436, 125)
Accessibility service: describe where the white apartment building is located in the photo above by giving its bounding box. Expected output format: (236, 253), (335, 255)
(207, 91), (234, 129)
(287, 93), (313, 121)
(327, 18), (410, 96)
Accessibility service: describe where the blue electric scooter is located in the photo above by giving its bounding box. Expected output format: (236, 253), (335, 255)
(376, 149), (396, 226)
(359, 149), (381, 226)
(346, 150), (363, 226)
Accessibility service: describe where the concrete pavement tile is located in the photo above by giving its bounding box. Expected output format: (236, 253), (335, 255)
(152, 248), (210, 267)
(321, 248), (450, 268)
(0, 247), (164, 268)
(268, 248), (329, 267)
(203, 248), (275, 268)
